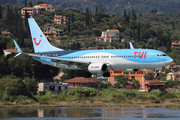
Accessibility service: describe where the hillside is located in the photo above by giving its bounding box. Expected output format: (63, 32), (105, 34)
(1, 0), (180, 15)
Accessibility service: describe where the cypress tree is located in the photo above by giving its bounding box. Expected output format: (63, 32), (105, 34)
(68, 16), (70, 33)
(173, 21), (175, 30)
(132, 9), (134, 19)
(133, 22), (135, 40)
(17, 17), (25, 47)
(25, 9), (28, 28)
(123, 9), (126, 18)
(0, 4), (2, 19)
(159, 29), (162, 46)
(28, 1), (33, 7)
(137, 22), (140, 42)
(6, 5), (13, 32)
(12, 7), (19, 36)
(71, 13), (74, 23)
(85, 7), (89, 26)
(25, 0), (27, 7)
(95, 6), (98, 13)
(89, 12), (92, 30)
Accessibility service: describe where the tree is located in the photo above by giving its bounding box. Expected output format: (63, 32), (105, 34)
(25, 0), (27, 7)
(5, 79), (28, 96)
(114, 75), (129, 88)
(123, 9), (126, 18)
(95, 6), (98, 13)
(37, 1), (43, 4)
(132, 80), (140, 89)
(0, 4), (2, 19)
(85, 7), (89, 26)
(28, 0), (33, 7)
(137, 22), (140, 42)
(173, 21), (175, 30)
(25, 77), (38, 95)
(132, 9), (135, 19)
(68, 16), (70, 33)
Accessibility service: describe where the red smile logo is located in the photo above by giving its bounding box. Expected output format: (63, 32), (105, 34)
(33, 35), (42, 46)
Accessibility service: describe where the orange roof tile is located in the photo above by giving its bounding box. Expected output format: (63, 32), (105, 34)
(63, 77), (101, 83)
(34, 4), (53, 7)
(145, 80), (164, 85)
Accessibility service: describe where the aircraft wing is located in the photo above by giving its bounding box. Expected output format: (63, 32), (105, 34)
(26, 53), (90, 66)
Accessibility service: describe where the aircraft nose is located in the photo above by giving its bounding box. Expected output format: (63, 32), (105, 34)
(168, 56), (174, 64)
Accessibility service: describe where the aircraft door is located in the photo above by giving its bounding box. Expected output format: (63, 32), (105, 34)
(147, 52), (151, 62)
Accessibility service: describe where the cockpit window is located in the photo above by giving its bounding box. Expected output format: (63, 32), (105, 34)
(162, 54), (167, 56)
(157, 54), (167, 57)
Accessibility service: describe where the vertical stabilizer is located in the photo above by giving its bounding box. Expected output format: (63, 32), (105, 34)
(28, 18), (63, 53)
(129, 42), (134, 49)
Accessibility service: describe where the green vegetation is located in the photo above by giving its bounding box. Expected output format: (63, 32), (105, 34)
(2, 0), (180, 15)
(1, 3), (180, 79)
(0, 76), (180, 108)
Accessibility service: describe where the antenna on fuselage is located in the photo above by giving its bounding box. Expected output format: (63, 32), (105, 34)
(129, 42), (134, 49)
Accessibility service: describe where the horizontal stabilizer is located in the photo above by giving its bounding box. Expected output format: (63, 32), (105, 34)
(13, 40), (22, 53)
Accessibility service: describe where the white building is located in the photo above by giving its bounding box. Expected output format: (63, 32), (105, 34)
(101, 29), (120, 42)
(38, 82), (69, 94)
(34, 4), (54, 11)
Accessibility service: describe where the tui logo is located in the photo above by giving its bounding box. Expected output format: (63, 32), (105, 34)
(33, 35), (42, 46)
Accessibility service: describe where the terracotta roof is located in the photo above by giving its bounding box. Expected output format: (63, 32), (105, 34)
(63, 77), (101, 83)
(145, 80), (164, 86)
(1, 31), (12, 35)
(34, 4), (53, 7)
(4, 49), (18, 53)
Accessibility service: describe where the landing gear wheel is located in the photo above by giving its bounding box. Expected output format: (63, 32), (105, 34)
(155, 73), (159, 76)
(103, 72), (110, 77)
(84, 72), (92, 78)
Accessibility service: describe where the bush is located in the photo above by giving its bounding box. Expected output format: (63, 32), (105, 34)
(136, 94), (147, 99)
(1, 93), (9, 102)
(148, 96), (156, 100)
(150, 89), (161, 96)
(39, 97), (49, 104)
(158, 91), (168, 97)
(161, 92), (177, 99)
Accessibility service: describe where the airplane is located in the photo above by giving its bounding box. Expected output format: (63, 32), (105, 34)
(12, 18), (173, 78)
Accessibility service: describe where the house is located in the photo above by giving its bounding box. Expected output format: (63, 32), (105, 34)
(171, 41), (180, 47)
(54, 14), (66, 25)
(141, 80), (165, 93)
(34, 4), (54, 11)
(165, 62), (180, 72)
(1, 31), (12, 36)
(21, 7), (40, 18)
(3, 48), (18, 57)
(37, 82), (69, 94)
(101, 29), (120, 42)
(109, 69), (155, 84)
(63, 77), (101, 89)
(166, 72), (180, 80)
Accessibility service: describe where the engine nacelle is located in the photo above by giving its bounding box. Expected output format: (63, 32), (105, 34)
(121, 69), (139, 72)
(88, 63), (107, 73)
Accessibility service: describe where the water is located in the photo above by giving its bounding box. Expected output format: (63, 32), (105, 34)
(1, 107), (180, 120)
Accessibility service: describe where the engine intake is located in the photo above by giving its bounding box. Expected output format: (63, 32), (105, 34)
(88, 63), (107, 73)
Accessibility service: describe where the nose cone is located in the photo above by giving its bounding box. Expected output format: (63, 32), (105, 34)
(166, 56), (174, 65)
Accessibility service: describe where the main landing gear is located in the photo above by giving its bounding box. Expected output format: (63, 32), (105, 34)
(84, 71), (92, 78)
(103, 71), (110, 77)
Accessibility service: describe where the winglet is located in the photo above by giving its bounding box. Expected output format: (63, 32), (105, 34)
(129, 42), (134, 49)
(13, 40), (22, 53)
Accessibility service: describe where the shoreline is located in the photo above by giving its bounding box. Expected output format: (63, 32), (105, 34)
(1, 101), (180, 109)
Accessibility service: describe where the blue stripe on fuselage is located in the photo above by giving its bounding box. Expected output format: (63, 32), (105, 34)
(33, 49), (172, 63)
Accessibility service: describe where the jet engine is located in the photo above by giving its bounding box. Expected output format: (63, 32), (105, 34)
(88, 63), (107, 73)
